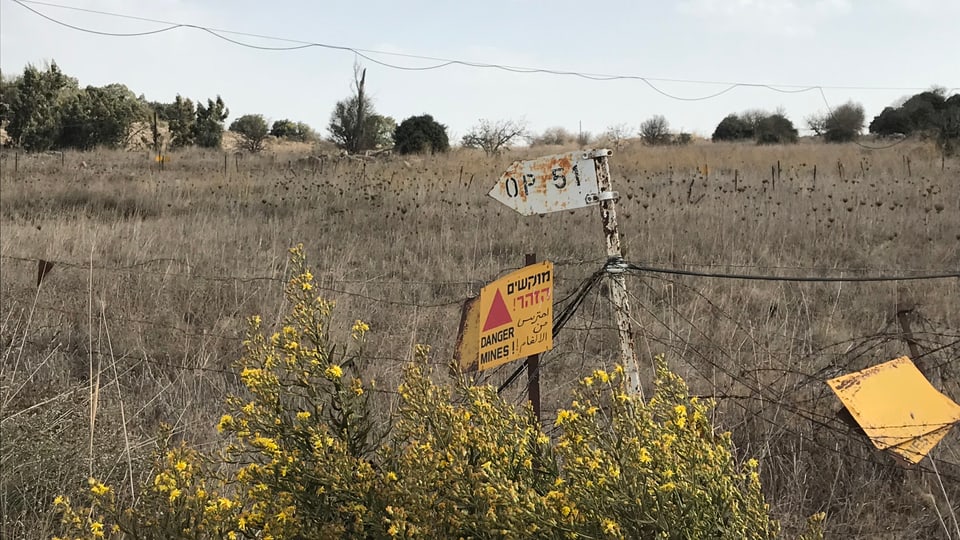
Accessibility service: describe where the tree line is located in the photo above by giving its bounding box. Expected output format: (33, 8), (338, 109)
(1, 62), (956, 155)
(0, 61), (451, 156)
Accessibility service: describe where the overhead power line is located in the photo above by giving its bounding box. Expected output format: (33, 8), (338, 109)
(10, 0), (958, 101)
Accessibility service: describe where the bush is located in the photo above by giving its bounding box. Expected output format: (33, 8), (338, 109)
(712, 114), (754, 142)
(271, 119), (316, 142)
(229, 114), (269, 153)
(393, 114), (450, 154)
(823, 102), (865, 143)
(639, 115), (671, 145)
(755, 114), (798, 144)
(53, 246), (780, 540)
(461, 119), (527, 155)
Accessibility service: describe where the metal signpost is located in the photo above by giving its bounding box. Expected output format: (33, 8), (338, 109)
(487, 149), (643, 397)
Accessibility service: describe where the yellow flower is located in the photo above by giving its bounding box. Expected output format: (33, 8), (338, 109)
(386, 471), (398, 482)
(639, 447), (652, 464)
(175, 460), (188, 472)
(90, 521), (104, 538)
(301, 281), (312, 291)
(217, 414), (234, 433)
(351, 319), (370, 335)
(593, 369), (610, 384)
(324, 364), (343, 380)
(88, 478), (110, 497)
(53, 495), (65, 506)
(296, 411), (311, 421)
(169, 488), (182, 502)
(554, 409), (579, 426)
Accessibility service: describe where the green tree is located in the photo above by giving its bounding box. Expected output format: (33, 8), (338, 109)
(327, 66), (393, 153)
(6, 61), (78, 151)
(869, 106), (912, 136)
(0, 72), (20, 130)
(393, 114), (450, 154)
(270, 119), (317, 142)
(712, 114), (754, 141)
(168, 95), (196, 148)
(639, 115), (671, 145)
(823, 101), (865, 143)
(194, 95), (229, 148)
(229, 113), (269, 153)
(58, 84), (145, 150)
(270, 119), (297, 139)
(868, 88), (959, 151)
(755, 113), (798, 144)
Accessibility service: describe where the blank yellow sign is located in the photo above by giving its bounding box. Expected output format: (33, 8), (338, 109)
(827, 356), (960, 463)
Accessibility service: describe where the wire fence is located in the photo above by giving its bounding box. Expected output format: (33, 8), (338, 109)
(2, 252), (958, 480)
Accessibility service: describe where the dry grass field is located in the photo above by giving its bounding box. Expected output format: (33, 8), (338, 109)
(1, 139), (958, 538)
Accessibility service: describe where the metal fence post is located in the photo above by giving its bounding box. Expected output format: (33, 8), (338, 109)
(525, 252), (542, 424)
(592, 151), (643, 398)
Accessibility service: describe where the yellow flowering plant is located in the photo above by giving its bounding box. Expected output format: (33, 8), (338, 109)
(53, 245), (788, 539)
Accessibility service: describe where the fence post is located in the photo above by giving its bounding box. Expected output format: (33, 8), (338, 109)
(897, 308), (936, 386)
(525, 252), (542, 425)
(734, 169), (738, 192)
(14, 151), (18, 174)
(224, 153), (228, 175)
(592, 151), (643, 398)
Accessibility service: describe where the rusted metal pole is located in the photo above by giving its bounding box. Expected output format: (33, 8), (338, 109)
(525, 252), (542, 424)
(592, 150), (643, 398)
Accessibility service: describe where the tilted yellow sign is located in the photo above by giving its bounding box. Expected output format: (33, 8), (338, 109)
(827, 356), (960, 464)
(476, 261), (553, 371)
(454, 262), (554, 373)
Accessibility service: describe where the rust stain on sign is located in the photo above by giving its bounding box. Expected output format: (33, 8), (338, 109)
(489, 150), (603, 215)
(827, 356), (960, 463)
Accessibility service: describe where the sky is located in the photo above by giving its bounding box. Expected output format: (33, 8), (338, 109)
(2, 0), (958, 141)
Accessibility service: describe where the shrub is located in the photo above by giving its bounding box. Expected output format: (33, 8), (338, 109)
(53, 246), (780, 540)
(823, 102), (865, 143)
(712, 114), (754, 142)
(461, 119), (527, 155)
(393, 114), (450, 154)
(639, 115), (671, 145)
(229, 114), (269, 153)
(755, 114), (798, 144)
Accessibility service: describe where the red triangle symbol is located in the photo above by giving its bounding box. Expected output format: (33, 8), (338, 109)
(482, 289), (512, 332)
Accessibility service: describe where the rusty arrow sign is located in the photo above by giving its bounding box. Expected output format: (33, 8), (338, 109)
(489, 150), (601, 215)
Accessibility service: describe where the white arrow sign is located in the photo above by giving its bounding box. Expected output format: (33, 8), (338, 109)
(489, 150), (607, 215)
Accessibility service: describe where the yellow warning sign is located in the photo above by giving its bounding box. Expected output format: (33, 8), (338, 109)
(475, 261), (553, 372)
(827, 356), (960, 464)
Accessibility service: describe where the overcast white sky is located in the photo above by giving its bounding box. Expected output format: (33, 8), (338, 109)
(2, 0), (957, 140)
